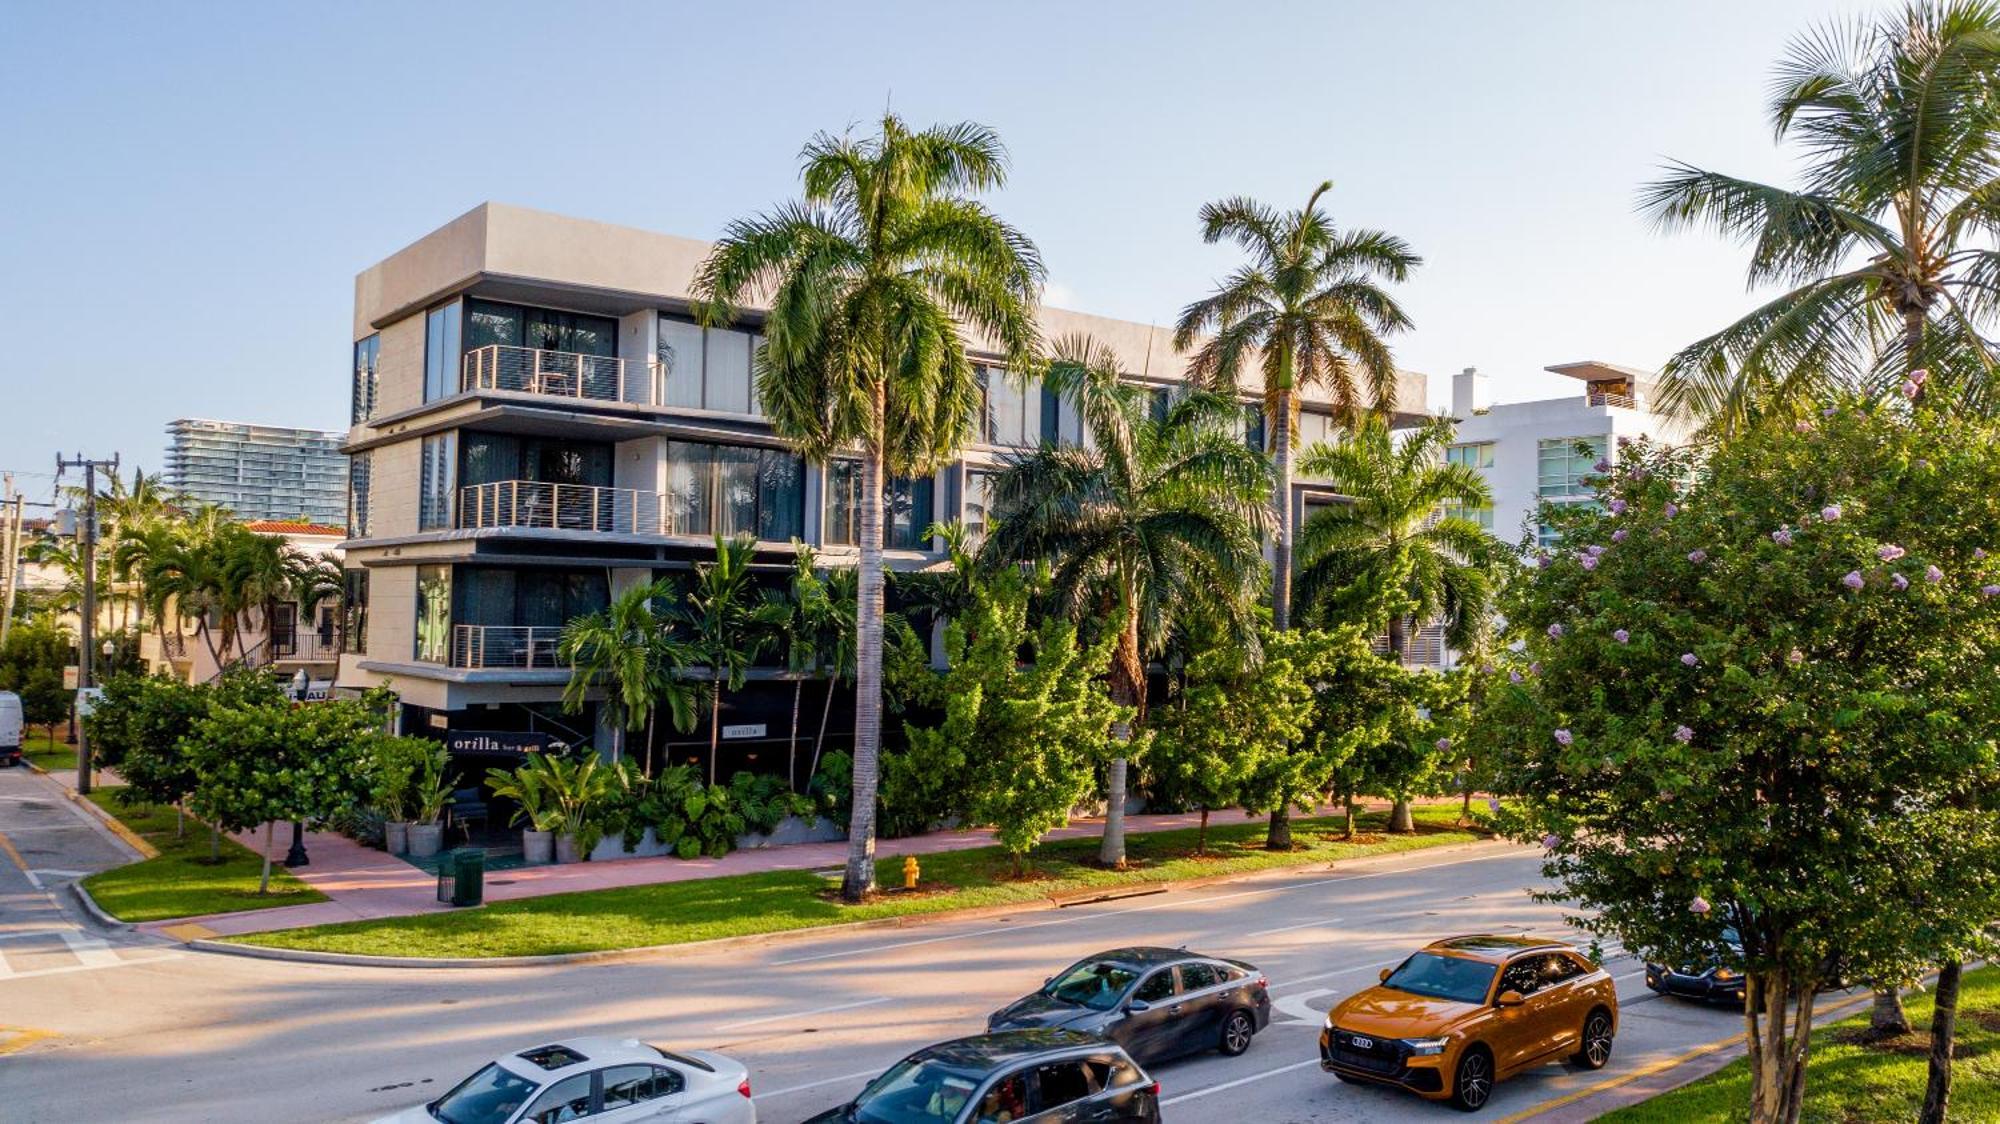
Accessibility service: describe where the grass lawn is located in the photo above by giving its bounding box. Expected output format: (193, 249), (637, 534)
(227, 806), (1486, 959)
(21, 727), (73, 771)
(80, 787), (328, 922)
(1603, 965), (2000, 1123)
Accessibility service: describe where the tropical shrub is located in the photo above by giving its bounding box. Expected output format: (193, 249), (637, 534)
(809, 750), (854, 828)
(0, 614), (73, 734)
(367, 735), (439, 824)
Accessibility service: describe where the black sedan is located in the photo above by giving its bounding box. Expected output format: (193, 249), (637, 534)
(987, 947), (1271, 1064)
(1645, 927), (1747, 1005)
(802, 1029), (1159, 1123)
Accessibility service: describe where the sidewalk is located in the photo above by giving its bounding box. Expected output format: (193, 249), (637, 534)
(125, 798), (1434, 939)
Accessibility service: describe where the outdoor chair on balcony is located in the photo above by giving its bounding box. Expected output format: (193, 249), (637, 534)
(446, 787), (488, 843)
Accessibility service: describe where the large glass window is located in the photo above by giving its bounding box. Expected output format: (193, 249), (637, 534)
(1537, 437), (1605, 501)
(1445, 443), (1496, 530)
(458, 432), (611, 488)
(351, 335), (379, 424)
(826, 460), (934, 550)
(663, 441), (803, 540)
(981, 366), (1038, 446)
(347, 452), (371, 537)
(456, 567), (609, 630)
(465, 299), (616, 357)
(415, 566), (452, 663)
(963, 469), (998, 542)
(1242, 406), (1268, 453)
(419, 434), (456, 530)
(423, 302), (462, 401)
(1297, 409), (1336, 450)
(657, 316), (760, 414)
(341, 569), (368, 654)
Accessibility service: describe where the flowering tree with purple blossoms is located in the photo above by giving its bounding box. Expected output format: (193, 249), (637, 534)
(1485, 406), (2000, 1124)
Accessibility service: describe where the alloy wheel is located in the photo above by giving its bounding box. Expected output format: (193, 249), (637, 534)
(1583, 1012), (1614, 1067)
(1221, 1012), (1254, 1055)
(1455, 1051), (1492, 1110)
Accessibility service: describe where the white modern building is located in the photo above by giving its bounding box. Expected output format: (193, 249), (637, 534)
(165, 419), (348, 525)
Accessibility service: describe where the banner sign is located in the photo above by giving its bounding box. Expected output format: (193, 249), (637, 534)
(720, 724), (767, 740)
(443, 730), (559, 758)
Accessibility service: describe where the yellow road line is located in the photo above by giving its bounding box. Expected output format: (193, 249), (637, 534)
(0, 828), (31, 878)
(1500, 990), (1875, 1123)
(0, 1026), (56, 1056)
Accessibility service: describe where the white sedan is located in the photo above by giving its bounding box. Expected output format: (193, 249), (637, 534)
(373, 1036), (755, 1124)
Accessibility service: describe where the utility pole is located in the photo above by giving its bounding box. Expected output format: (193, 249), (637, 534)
(0, 473), (22, 650)
(56, 452), (118, 795)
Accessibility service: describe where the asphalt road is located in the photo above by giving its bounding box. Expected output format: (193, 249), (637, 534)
(0, 771), (1755, 1123)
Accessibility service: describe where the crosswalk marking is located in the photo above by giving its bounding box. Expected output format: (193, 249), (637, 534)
(58, 930), (123, 967)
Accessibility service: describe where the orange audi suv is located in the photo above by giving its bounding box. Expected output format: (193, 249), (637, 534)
(1319, 935), (1617, 1111)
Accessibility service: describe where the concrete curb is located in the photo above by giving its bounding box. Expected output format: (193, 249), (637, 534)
(184, 836), (1518, 970)
(69, 880), (134, 932)
(25, 759), (159, 860)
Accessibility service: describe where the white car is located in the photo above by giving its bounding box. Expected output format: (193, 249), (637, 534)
(373, 1037), (756, 1124)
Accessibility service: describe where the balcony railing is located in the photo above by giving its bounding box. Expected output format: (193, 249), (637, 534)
(269, 628), (341, 662)
(1587, 391), (1637, 409)
(461, 345), (637, 404)
(451, 625), (569, 669)
(459, 480), (673, 535)
(1372, 620), (1450, 668)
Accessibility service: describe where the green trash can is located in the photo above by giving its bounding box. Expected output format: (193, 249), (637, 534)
(437, 848), (485, 907)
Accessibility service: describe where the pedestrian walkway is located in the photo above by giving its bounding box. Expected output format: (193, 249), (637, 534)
(130, 796), (1452, 940)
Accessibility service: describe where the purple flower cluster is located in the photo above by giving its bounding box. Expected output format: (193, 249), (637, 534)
(1892, 573), (1910, 591)
(1612, 528), (1628, 543)
(1681, 652), (1699, 666)
(1688, 549), (1707, 564)
(1434, 737), (1452, 752)
(1844, 571), (1866, 591)
(1926, 565), (1944, 583)
(1593, 458), (1612, 473)
(1580, 555), (1599, 571)
(1822, 504), (1842, 522)
(1613, 629), (1630, 643)
(1553, 728), (1573, 746)
(1664, 502), (1680, 518)
(1879, 544), (1907, 562)
(1983, 585), (2000, 598)
(1548, 623), (1565, 638)
(1673, 725), (1694, 744)
(1772, 528), (1793, 546)
(1609, 499), (1627, 516)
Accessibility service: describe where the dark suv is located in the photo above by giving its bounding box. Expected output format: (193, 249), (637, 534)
(803, 1029), (1160, 1124)
(987, 947), (1272, 1064)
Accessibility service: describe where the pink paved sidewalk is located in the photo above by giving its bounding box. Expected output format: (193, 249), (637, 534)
(134, 799), (1447, 939)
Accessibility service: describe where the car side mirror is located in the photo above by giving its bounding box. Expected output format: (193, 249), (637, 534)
(1378, 968), (1391, 983)
(1496, 990), (1526, 1008)
(1126, 999), (1152, 1013)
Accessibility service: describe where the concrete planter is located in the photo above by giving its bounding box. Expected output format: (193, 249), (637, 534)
(587, 815), (845, 862)
(384, 821), (410, 855)
(521, 829), (554, 865)
(554, 833), (580, 864)
(407, 822), (443, 858)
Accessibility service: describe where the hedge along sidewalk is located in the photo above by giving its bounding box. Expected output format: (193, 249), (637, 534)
(79, 787), (327, 923)
(222, 807), (1489, 961)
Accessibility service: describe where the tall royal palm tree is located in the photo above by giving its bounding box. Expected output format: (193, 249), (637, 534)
(1642, 0), (2000, 434)
(1294, 415), (1499, 830)
(1174, 182), (1420, 630)
(560, 577), (698, 774)
(671, 533), (790, 785)
(980, 336), (1272, 866)
(692, 114), (1043, 901)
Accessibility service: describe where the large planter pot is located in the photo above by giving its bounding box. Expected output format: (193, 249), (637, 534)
(554, 833), (580, 864)
(407, 822), (443, 859)
(384, 821), (410, 855)
(521, 829), (554, 865)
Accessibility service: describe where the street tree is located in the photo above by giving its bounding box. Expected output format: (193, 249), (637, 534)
(559, 577), (698, 773)
(670, 533), (790, 785)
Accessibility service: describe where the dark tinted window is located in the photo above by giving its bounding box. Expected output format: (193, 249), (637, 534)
(971, 1071), (1028, 1123)
(522, 1073), (593, 1124)
(1382, 952), (1498, 1004)
(1179, 962), (1219, 991)
(1045, 960), (1139, 1011)
(1034, 1061), (1096, 1109)
(429, 1063), (538, 1124)
(1538, 953), (1585, 986)
(1133, 969), (1176, 1002)
(1499, 957), (1544, 996)
(601, 1064), (682, 1107)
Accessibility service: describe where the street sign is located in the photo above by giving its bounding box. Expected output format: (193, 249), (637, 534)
(74, 686), (104, 717)
(721, 723), (767, 740)
(62, 664), (78, 690)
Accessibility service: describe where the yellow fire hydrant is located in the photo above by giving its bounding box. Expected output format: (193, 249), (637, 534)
(903, 854), (920, 890)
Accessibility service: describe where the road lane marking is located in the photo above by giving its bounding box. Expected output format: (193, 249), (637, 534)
(0, 951), (182, 982)
(0, 1026), (55, 1055)
(1247, 916), (1340, 937)
(1274, 954), (1420, 989)
(58, 930), (123, 967)
(0, 927), (81, 942)
(1270, 986), (1337, 1025)
(715, 996), (890, 1032)
(753, 1066), (885, 1101)
(1159, 1057), (1323, 1106)
(0, 829), (43, 889)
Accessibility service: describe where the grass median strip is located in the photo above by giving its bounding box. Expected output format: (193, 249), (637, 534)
(80, 787), (327, 922)
(227, 807), (1486, 959)
(1599, 965), (1999, 1123)
(22, 728), (71, 771)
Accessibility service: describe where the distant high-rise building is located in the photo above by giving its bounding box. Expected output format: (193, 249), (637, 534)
(164, 419), (347, 525)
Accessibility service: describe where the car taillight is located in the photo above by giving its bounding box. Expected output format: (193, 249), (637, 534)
(737, 1078), (752, 1098)
(1146, 1081), (1160, 1096)
(1256, 976), (1269, 990)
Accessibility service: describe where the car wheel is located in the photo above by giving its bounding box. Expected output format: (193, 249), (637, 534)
(1449, 1047), (1494, 1112)
(1218, 1010), (1256, 1056)
(1570, 1008), (1614, 1070)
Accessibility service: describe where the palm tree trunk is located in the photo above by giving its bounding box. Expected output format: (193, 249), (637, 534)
(1271, 385), (1294, 631)
(1919, 960), (1962, 1124)
(789, 677), (803, 792)
(1904, 306), (1926, 385)
(840, 412), (887, 904)
(810, 673), (837, 789)
(708, 672), (722, 786)
(1387, 614), (1406, 663)
(1100, 605), (1143, 868)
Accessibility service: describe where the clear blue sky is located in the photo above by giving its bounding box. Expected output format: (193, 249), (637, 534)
(0, 0), (1891, 504)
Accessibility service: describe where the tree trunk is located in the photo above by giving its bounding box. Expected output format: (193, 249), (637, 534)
(175, 801), (185, 841)
(209, 825), (221, 863)
(1919, 960), (1963, 1124)
(1458, 784), (1473, 827)
(643, 711), (655, 777)
(1265, 801), (1293, 851)
(1387, 614), (1407, 664)
(789, 677), (803, 792)
(839, 412), (887, 904)
(708, 673), (722, 786)
(1342, 794), (1357, 840)
(1197, 807), (1210, 856)
(1270, 385), (1294, 631)
(1905, 305), (1927, 387)
(1869, 986), (1912, 1039)
(1744, 969), (1818, 1124)
(257, 821), (274, 895)
(809, 673), (837, 791)
(1099, 606), (1144, 868)
(1389, 798), (1415, 833)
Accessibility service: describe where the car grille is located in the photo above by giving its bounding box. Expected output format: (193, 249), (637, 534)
(1327, 1027), (1404, 1075)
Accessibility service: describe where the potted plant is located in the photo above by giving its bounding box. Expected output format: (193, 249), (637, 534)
(368, 735), (432, 854)
(536, 750), (609, 863)
(406, 750), (453, 858)
(486, 758), (558, 865)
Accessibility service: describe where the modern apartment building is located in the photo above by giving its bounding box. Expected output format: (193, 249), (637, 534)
(337, 202), (1427, 777)
(164, 418), (348, 525)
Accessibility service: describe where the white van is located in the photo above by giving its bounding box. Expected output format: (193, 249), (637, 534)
(0, 691), (22, 767)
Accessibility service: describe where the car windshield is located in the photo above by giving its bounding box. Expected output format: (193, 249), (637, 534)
(853, 1057), (987, 1124)
(1042, 959), (1139, 1010)
(429, 1063), (539, 1124)
(1382, 952), (1499, 1004)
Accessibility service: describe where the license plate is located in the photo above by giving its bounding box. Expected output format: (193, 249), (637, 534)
(1349, 1035), (1374, 1050)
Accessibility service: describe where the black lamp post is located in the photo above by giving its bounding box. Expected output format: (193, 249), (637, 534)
(285, 820), (309, 867)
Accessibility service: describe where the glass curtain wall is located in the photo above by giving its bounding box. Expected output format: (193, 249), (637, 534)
(663, 441), (804, 540)
(423, 302), (462, 401)
(418, 434), (456, 530)
(825, 460), (934, 550)
(415, 566), (452, 663)
(658, 317), (759, 414)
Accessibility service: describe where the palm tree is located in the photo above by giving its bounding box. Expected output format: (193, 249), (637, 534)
(1294, 415), (1499, 831)
(1641, 1), (2000, 434)
(980, 335), (1272, 866)
(671, 533), (790, 785)
(692, 114), (1044, 901)
(1174, 182), (1420, 630)
(559, 578), (698, 773)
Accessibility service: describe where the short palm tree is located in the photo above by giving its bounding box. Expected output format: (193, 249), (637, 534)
(692, 114), (1044, 900)
(1174, 182), (1420, 629)
(1642, 0), (2000, 433)
(671, 533), (791, 785)
(559, 578), (698, 774)
(980, 335), (1272, 866)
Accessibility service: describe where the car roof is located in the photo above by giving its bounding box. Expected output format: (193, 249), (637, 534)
(910, 1030), (1118, 1071)
(1083, 946), (1203, 969)
(495, 1037), (689, 1081)
(1424, 935), (1573, 963)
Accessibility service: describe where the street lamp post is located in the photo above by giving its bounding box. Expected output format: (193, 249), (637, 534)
(285, 669), (311, 867)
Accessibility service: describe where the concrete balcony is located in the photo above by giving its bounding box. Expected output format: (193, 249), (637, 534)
(458, 480), (675, 536)
(460, 344), (638, 404)
(451, 624), (568, 669)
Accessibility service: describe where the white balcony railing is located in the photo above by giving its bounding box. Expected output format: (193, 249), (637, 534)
(461, 344), (636, 404)
(1372, 620), (1450, 668)
(459, 480), (673, 535)
(451, 625), (569, 669)
(1587, 391), (1637, 409)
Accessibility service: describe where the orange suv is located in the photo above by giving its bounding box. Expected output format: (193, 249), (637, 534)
(1319, 935), (1618, 1111)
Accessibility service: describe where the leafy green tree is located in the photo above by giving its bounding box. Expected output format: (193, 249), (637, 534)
(560, 577), (698, 773)
(670, 533), (789, 784)
(83, 672), (208, 836)
(1642, 0), (2000, 434)
(0, 614), (72, 736)
(1487, 408), (2000, 1124)
(185, 696), (384, 893)
(980, 337), (1271, 866)
(1235, 625), (1374, 846)
(1311, 638), (1422, 838)
(1174, 182), (1420, 629)
(693, 114), (1044, 902)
